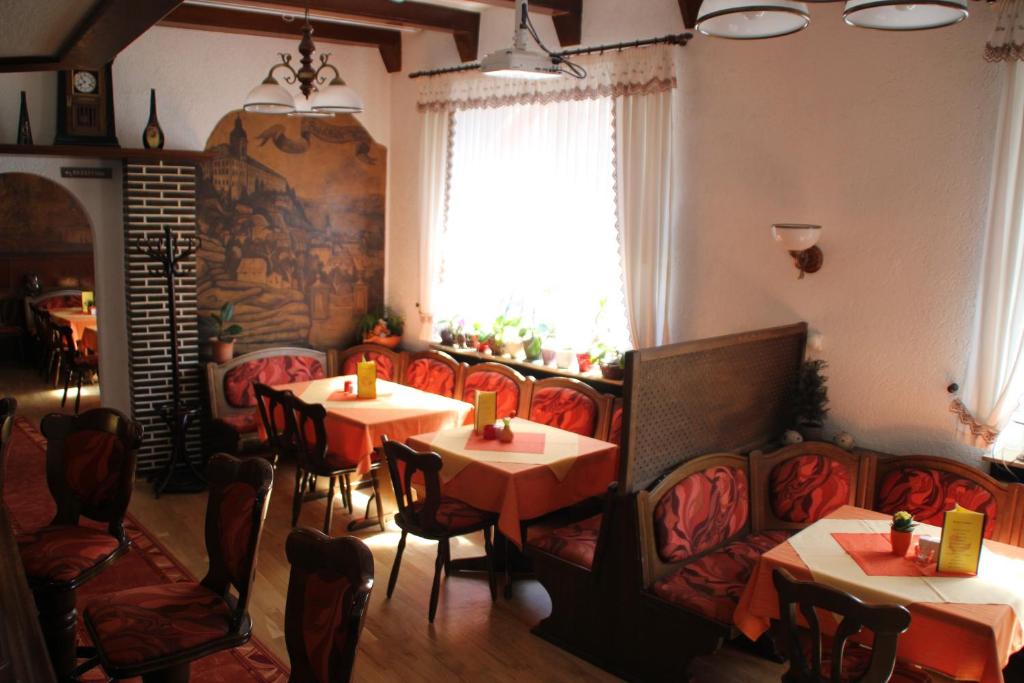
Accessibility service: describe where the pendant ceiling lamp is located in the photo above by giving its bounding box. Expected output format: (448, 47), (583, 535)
(842, 0), (968, 30)
(696, 0), (811, 39)
(480, 0), (586, 79)
(243, 4), (363, 116)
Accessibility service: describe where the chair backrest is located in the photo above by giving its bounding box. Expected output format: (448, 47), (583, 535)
(380, 436), (446, 534)
(607, 399), (623, 445)
(867, 453), (1023, 543)
(253, 383), (299, 461)
(25, 289), (82, 334)
(288, 393), (336, 472)
(400, 349), (462, 398)
(528, 377), (612, 439)
(750, 442), (869, 532)
(636, 453), (752, 586)
(284, 527), (374, 683)
(330, 344), (403, 381)
(201, 454), (274, 631)
(40, 409), (142, 541)
(29, 304), (47, 340)
(460, 362), (533, 419)
(56, 324), (77, 359)
(773, 568), (911, 683)
(0, 397), (17, 500)
(206, 347), (327, 421)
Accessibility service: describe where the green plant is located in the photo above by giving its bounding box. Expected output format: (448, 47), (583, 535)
(357, 306), (404, 338)
(491, 312), (522, 342)
(891, 511), (917, 532)
(83, 297), (95, 309)
(200, 302), (242, 342)
(793, 359), (830, 429)
(591, 343), (625, 368)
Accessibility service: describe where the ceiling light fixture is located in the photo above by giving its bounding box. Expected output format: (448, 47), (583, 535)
(243, 5), (363, 117)
(480, 0), (586, 79)
(697, 0), (811, 39)
(842, 0), (968, 30)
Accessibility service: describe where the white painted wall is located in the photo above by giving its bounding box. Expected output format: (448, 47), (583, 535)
(386, 1), (1005, 463)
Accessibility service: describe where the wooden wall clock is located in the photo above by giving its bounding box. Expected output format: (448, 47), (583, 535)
(55, 63), (119, 147)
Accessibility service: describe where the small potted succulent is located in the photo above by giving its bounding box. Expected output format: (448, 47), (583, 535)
(890, 510), (917, 557)
(359, 306), (404, 349)
(201, 302), (243, 363)
(596, 348), (626, 381)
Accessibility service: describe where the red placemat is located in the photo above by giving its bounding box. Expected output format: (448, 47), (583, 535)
(465, 432), (546, 454)
(832, 532), (935, 577)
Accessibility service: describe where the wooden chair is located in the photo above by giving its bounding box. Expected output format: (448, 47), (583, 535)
(865, 452), (1024, 544)
(750, 442), (870, 533)
(15, 409), (141, 679)
(773, 568), (932, 683)
(56, 325), (98, 414)
(0, 397), (17, 503)
(253, 382), (297, 469)
(607, 397), (624, 445)
(284, 528), (374, 683)
(527, 377), (612, 439)
(81, 455), (274, 682)
(400, 349), (462, 398)
(329, 343), (403, 381)
(290, 392), (386, 534)
(380, 436), (498, 622)
(460, 361), (533, 419)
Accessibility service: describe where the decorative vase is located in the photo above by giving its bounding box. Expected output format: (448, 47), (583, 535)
(890, 528), (913, 557)
(143, 89), (165, 149)
(576, 353), (592, 373)
(555, 349), (573, 369)
(541, 348), (556, 366)
(211, 339), (235, 364)
(454, 332), (466, 348)
(499, 421), (514, 443)
(523, 337), (542, 362)
(17, 90), (32, 145)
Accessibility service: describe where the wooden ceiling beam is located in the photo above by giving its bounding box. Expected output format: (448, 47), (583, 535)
(678, 0), (702, 29)
(0, 0), (183, 73)
(160, 4), (402, 72)
(469, 0), (581, 46)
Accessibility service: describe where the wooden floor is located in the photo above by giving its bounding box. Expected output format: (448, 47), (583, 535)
(0, 359), (808, 682)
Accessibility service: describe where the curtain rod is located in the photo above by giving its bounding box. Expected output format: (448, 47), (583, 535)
(408, 32), (693, 80)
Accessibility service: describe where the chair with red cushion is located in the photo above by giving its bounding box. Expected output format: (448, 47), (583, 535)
(460, 362), (533, 419)
(15, 409), (141, 679)
(381, 436), (498, 622)
(284, 528), (373, 683)
(527, 377), (612, 439)
(289, 392), (386, 533)
(607, 399), (623, 445)
(750, 442), (870, 532)
(773, 568), (933, 683)
(400, 349), (462, 398)
(330, 343), (403, 382)
(56, 324), (99, 414)
(81, 454), (274, 682)
(867, 453), (1023, 543)
(206, 347), (327, 461)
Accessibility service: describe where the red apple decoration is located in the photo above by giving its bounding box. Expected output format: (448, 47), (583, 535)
(483, 424), (498, 440)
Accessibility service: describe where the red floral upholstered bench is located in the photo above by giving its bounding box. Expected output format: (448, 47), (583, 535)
(867, 453), (1023, 544)
(328, 343), (403, 382)
(206, 347), (327, 461)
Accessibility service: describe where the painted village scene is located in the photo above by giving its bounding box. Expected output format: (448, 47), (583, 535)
(196, 111), (386, 354)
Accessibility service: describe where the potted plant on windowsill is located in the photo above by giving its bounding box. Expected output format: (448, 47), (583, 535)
(201, 302), (243, 364)
(890, 511), (917, 557)
(359, 306), (404, 349)
(592, 345), (626, 381)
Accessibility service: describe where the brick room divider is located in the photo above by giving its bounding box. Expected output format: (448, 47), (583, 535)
(122, 158), (202, 476)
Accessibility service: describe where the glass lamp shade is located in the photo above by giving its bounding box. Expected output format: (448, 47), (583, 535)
(843, 0), (968, 30)
(288, 93), (334, 118)
(771, 223), (822, 251)
(243, 79), (295, 114)
(311, 81), (364, 114)
(480, 48), (562, 80)
(697, 0), (810, 39)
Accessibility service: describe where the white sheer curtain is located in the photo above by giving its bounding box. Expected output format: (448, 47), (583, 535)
(433, 96), (630, 350)
(954, 62), (1024, 448)
(616, 88), (674, 348)
(416, 109), (451, 341)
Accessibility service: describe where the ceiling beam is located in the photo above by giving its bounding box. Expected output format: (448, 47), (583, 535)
(160, 4), (403, 72)
(469, 0), (582, 46)
(0, 0), (183, 73)
(677, 0), (701, 29)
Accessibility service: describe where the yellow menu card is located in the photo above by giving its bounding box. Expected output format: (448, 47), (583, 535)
(937, 504), (985, 575)
(81, 290), (94, 312)
(357, 360), (377, 399)
(474, 391), (497, 435)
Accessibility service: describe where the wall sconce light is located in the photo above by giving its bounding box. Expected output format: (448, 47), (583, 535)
(771, 223), (823, 279)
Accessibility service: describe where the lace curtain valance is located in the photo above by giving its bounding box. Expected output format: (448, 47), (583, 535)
(987, 0), (1024, 62)
(417, 44), (679, 112)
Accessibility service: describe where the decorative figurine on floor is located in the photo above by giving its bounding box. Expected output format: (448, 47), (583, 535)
(143, 88), (165, 149)
(17, 91), (32, 145)
(499, 414), (515, 443)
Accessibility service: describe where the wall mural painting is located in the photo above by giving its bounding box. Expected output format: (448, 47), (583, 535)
(197, 112), (386, 355)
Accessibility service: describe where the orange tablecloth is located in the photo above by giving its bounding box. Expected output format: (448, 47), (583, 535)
(49, 308), (96, 350)
(266, 376), (473, 475)
(734, 506), (1024, 683)
(80, 323), (98, 355)
(407, 420), (619, 548)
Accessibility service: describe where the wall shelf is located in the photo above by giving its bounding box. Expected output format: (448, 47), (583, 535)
(0, 144), (215, 162)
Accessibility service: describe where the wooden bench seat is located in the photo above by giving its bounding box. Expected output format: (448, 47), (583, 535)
(529, 513), (603, 570)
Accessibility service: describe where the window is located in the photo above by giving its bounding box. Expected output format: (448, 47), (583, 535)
(433, 96), (630, 353)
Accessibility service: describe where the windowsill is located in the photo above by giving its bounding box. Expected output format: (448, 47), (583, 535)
(430, 343), (624, 388)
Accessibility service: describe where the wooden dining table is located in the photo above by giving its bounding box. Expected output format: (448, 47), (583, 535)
(734, 505), (1024, 683)
(48, 308), (96, 352)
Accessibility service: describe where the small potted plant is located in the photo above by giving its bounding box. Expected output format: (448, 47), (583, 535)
(792, 359), (830, 441)
(522, 331), (543, 362)
(597, 349), (626, 381)
(358, 306), (404, 349)
(438, 319), (457, 347)
(84, 295), (96, 315)
(201, 302), (243, 363)
(890, 510), (917, 557)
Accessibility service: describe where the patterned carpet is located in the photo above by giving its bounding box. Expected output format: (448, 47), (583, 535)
(4, 417), (290, 682)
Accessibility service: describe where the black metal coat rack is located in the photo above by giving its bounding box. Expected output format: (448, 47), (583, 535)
(136, 225), (205, 497)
